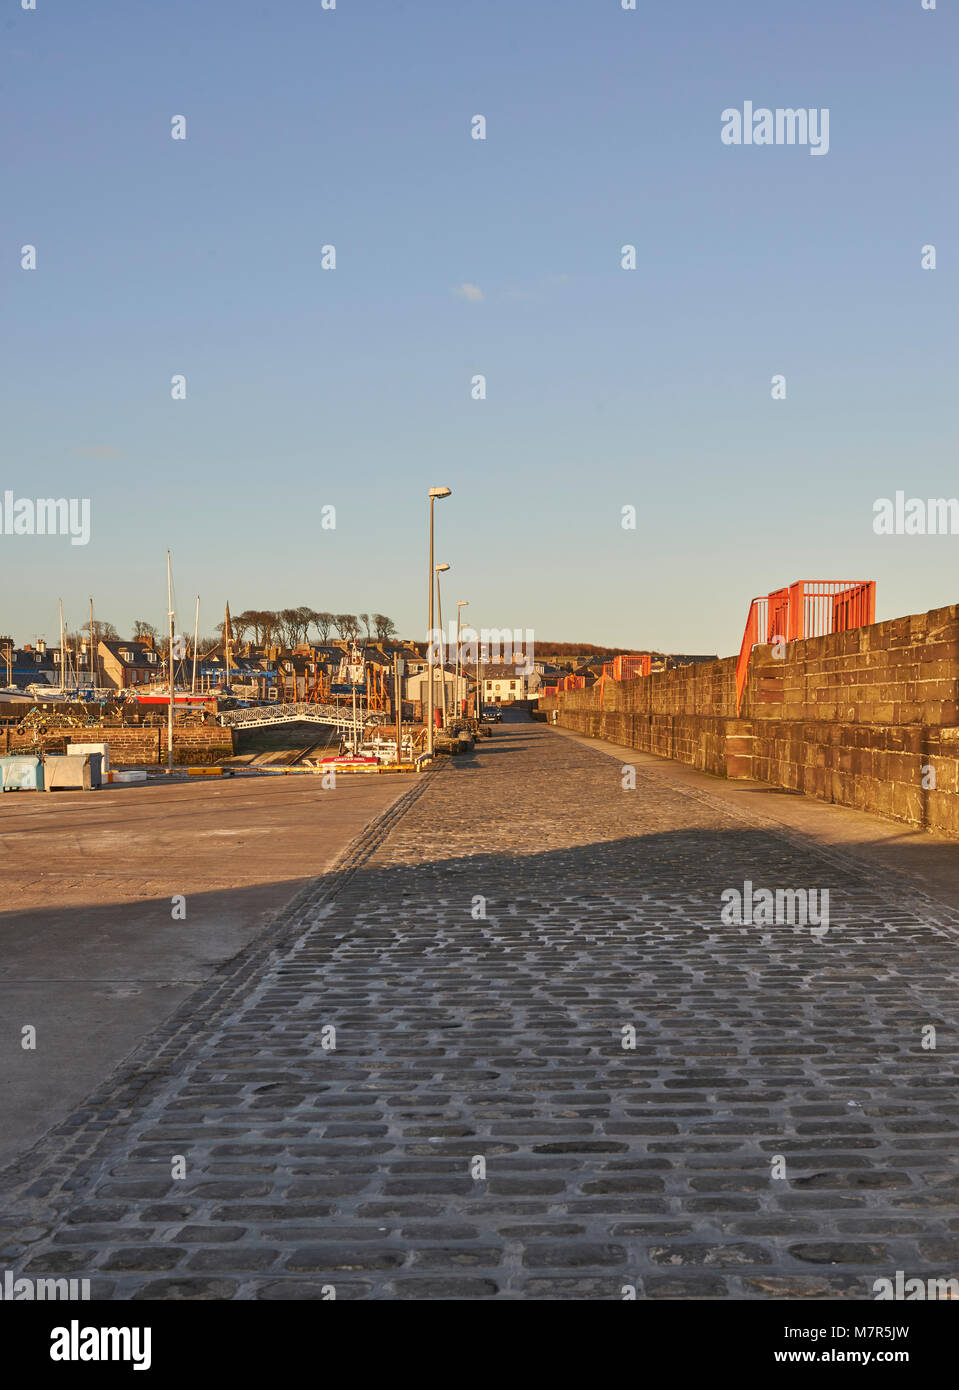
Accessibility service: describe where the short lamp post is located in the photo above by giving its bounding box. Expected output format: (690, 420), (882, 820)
(426, 487), (451, 756)
(435, 563), (450, 729)
(456, 600), (468, 718)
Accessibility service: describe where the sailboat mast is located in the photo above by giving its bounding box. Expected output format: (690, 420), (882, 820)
(89, 599), (95, 690)
(58, 599), (65, 695)
(192, 596), (200, 695)
(224, 601), (232, 689)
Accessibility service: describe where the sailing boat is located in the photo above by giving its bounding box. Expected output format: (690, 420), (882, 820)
(131, 557), (207, 707)
(24, 599), (93, 701)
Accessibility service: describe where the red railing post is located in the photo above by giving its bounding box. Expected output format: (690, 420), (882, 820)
(736, 599), (761, 713)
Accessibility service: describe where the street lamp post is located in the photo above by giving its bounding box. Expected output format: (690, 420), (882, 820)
(456, 600), (468, 718)
(426, 487), (451, 756)
(435, 563), (450, 729)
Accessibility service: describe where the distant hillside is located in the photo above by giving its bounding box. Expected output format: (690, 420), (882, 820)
(406, 640), (718, 669)
(408, 640), (646, 660)
(532, 643), (654, 660)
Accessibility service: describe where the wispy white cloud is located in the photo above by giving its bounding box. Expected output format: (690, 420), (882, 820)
(452, 282), (484, 302)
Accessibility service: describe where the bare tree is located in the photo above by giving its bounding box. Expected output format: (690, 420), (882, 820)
(295, 606), (317, 645)
(312, 611), (334, 642)
(277, 607), (317, 648)
(373, 613), (398, 641)
(280, 608), (304, 648)
(253, 610), (281, 646)
(233, 610), (260, 644)
(358, 612), (372, 641)
(334, 613), (360, 642)
(133, 619), (159, 644)
(67, 620), (118, 645)
(232, 611), (256, 643)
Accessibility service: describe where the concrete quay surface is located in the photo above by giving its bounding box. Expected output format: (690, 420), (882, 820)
(1, 715), (958, 1300)
(0, 774), (411, 1169)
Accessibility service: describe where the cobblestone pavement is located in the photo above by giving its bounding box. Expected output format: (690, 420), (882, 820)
(3, 720), (959, 1299)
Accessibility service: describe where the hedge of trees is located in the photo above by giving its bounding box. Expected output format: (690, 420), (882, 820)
(122, 610), (399, 659)
(226, 610), (398, 647)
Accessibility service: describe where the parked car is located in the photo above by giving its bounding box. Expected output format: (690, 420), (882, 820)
(481, 706), (501, 722)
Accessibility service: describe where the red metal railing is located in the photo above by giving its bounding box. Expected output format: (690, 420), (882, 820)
(600, 653), (653, 680)
(735, 580), (875, 713)
(735, 597), (765, 715)
(616, 653), (652, 680)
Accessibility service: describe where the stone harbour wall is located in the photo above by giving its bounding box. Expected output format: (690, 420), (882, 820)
(542, 605), (959, 837)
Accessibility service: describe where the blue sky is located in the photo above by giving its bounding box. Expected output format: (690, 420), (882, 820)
(2, 0), (955, 654)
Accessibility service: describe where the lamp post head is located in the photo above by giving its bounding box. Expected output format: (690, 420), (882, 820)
(429, 487), (452, 499)
(435, 563), (450, 573)
(457, 600), (469, 608)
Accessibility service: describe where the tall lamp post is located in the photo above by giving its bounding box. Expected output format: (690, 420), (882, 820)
(456, 600), (468, 719)
(166, 551), (175, 773)
(435, 563), (450, 729)
(426, 487), (451, 756)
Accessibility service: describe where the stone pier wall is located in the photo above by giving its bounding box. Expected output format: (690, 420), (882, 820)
(0, 724), (235, 766)
(542, 605), (959, 836)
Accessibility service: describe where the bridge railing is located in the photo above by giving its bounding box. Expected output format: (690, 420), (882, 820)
(218, 701), (382, 729)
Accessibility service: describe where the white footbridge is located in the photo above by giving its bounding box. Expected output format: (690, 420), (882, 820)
(218, 701), (383, 736)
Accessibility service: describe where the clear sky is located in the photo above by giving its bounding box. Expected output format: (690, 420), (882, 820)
(2, 0), (955, 655)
